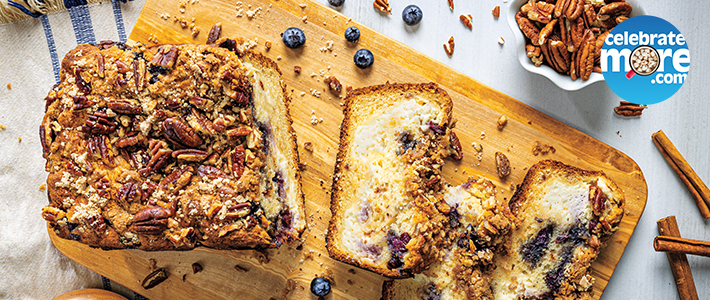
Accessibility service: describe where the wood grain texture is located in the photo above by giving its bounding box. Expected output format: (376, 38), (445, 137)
(48, 0), (648, 299)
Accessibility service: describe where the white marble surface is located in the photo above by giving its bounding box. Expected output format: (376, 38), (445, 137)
(311, 0), (709, 299)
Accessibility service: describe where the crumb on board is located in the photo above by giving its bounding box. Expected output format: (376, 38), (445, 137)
(39, 184), (47, 191)
(0, 124), (5, 131)
(6, 83), (11, 89)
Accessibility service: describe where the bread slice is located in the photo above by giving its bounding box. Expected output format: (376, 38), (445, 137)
(491, 160), (624, 299)
(382, 179), (515, 299)
(40, 40), (304, 250)
(326, 83), (456, 277)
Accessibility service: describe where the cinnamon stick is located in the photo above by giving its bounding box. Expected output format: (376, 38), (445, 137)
(655, 236), (710, 258)
(652, 130), (710, 219)
(656, 216), (699, 300)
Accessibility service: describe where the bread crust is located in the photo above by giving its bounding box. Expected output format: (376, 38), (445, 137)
(41, 40), (304, 250)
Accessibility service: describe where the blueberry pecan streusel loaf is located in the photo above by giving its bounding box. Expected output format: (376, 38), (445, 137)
(491, 160), (624, 299)
(382, 179), (515, 300)
(40, 40), (305, 250)
(326, 83), (462, 278)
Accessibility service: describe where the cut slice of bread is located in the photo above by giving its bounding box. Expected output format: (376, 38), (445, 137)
(382, 179), (515, 300)
(326, 82), (456, 278)
(491, 160), (624, 299)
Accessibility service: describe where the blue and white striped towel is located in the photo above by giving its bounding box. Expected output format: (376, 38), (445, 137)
(0, 1), (151, 299)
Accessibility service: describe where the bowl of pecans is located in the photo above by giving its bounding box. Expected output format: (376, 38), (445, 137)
(508, 0), (645, 91)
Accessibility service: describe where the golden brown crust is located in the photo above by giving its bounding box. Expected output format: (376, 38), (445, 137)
(41, 41), (304, 250)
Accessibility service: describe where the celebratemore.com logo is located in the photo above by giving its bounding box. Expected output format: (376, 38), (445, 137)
(601, 15), (690, 105)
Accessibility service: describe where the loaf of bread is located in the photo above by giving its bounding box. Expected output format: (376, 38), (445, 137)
(382, 179), (514, 299)
(326, 82), (458, 277)
(491, 160), (625, 299)
(40, 39), (305, 250)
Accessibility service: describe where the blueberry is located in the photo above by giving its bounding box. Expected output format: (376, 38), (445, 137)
(310, 277), (331, 297)
(328, 0), (344, 7)
(354, 49), (374, 69)
(344, 26), (360, 42)
(281, 27), (306, 49)
(402, 5), (423, 26)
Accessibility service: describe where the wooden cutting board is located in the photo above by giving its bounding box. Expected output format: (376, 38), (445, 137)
(49, 0), (648, 299)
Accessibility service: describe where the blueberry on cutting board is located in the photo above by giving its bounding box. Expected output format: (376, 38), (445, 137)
(402, 5), (423, 26)
(282, 27), (306, 49)
(328, 0), (344, 7)
(354, 49), (374, 69)
(344, 26), (360, 42)
(310, 277), (331, 297)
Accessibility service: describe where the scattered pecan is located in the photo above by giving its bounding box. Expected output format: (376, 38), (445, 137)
(162, 118), (203, 148)
(614, 101), (646, 117)
(72, 95), (93, 110)
(426, 176), (441, 188)
(497, 115), (508, 130)
(172, 149), (209, 161)
(303, 141), (314, 152)
(229, 90), (250, 107)
(447, 0), (454, 11)
(554, 0), (570, 18)
(41, 206), (66, 222)
(444, 36), (455, 56)
(495, 152), (511, 178)
(192, 263), (203, 274)
(373, 0), (391, 14)
(142, 268), (168, 289)
(206, 23), (222, 44)
(516, 12), (541, 46)
(460, 14), (473, 30)
(325, 75), (342, 93)
(448, 131), (463, 160)
(133, 206), (171, 234)
(159, 166), (194, 193)
(492, 6), (500, 18)
(532, 141), (556, 155)
(294, 66), (302, 74)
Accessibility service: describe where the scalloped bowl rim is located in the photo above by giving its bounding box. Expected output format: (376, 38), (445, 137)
(507, 0), (646, 91)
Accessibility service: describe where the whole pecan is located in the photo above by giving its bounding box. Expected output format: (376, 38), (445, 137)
(116, 134), (145, 148)
(115, 60), (130, 74)
(142, 268), (168, 289)
(108, 100), (142, 115)
(568, 17), (585, 53)
(88, 135), (115, 166)
(614, 101), (646, 117)
(150, 46), (179, 68)
(143, 148), (172, 175)
(448, 131), (463, 161)
(538, 19), (558, 45)
(226, 126), (252, 139)
(554, 0), (570, 18)
(582, 4), (597, 28)
(162, 118), (203, 148)
(229, 145), (246, 179)
(565, 0), (583, 21)
(172, 149), (209, 161)
(516, 12), (541, 46)
(594, 31), (610, 64)
(133, 206), (170, 234)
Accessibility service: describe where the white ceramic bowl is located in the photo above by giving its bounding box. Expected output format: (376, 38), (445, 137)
(507, 0), (645, 91)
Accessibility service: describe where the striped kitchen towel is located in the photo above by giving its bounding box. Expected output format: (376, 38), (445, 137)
(0, 1), (150, 299)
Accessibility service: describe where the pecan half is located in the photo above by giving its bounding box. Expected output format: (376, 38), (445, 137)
(325, 75), (342, 93)
(595, 31), (610, 64)
(495, 151), (511, 178)
(522, 1), (554, 23)
(142, 268), (168, 289)
(568, 17), (585, 53)
(133, 206), (170, 234)
(72, 95), (93, 110)
(565, 0), (583, 21)
(448, 131), (463, 160)
(172, 149), (209, 161)
(133, 59), (146, 91)
(115, 60), (130, 74)
(516, 12), (541, 46)
(226, 126), (252, 139)
(554, 0), (570, 18)
(108, 100), (142, 115)
(97, 53), (105, 78)
(492, 6), (500, 18)
(74, 67), (92, 94)
(229, 145), (246, 179)
(583, 4), (597, 29)
(196, 165), (228, 179)
(116, 134), (146, 148)
(187, 108), (215, 135)
(444, 36), (455, 56)
(614, 101), (646, 117)
(598, 2), (632, 22)
(150, 46), (179, 68)
(40, 124), (53, 158)
(88, 135), (115, 166)
(86, 215), (107, 233)
(143, 148), (172, 175)
(373, 0), (391, 14)
(162, 118), (203, 148)
(225, 203), (251, 220)
(527, 44), (545, 67)
(206, 23), (222, 44)
(448, 0), (454, 10)
(82, 113), (117, 135)
(159, 166), (194, 193)
(538, 18), (558, 45)
(117, 182), (142, 205)
(42, 206), (66, 222)
(589, 184), (605, 215)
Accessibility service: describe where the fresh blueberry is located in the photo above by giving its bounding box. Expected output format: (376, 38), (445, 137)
(402, 5), (423, 26)
(354, 49), (374, 69)
(344, 26), (360, 42)
(281, 27), (306, 49)
(310, 277), (331, 297)
(328, 0), (344, 7)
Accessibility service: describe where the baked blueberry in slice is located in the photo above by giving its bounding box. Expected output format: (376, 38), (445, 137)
(282, 27), (306, 49)
(402, 5), (423, 26)
(344, 26), (360, 42)
(354, 49), (374, 69)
